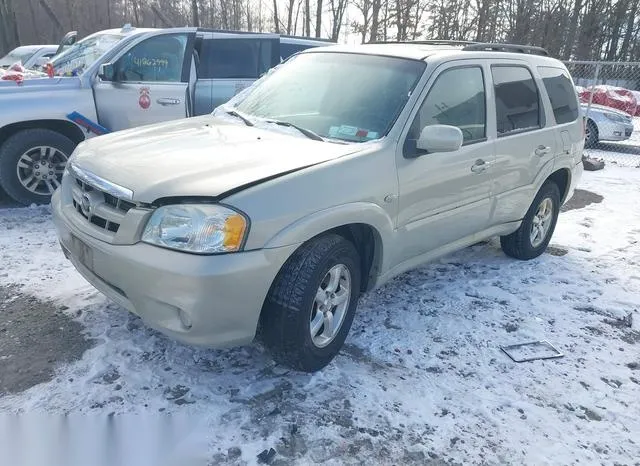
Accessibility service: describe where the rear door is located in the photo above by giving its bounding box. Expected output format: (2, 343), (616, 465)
(490, 62), (558, 225)
(196, 33), (279, 113)
(93, 30), (195, 131)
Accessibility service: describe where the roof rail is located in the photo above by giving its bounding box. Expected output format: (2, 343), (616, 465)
(280, 34), (335, 43)
(368, 40), (476, 46)
(463, 43), (549, 56)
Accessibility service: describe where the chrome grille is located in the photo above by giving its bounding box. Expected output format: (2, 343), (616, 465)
(71, 177), (135, 234)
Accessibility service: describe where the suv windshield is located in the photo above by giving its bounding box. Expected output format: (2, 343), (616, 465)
(50, 33), (123, 76)
(233, 52), (426, 142)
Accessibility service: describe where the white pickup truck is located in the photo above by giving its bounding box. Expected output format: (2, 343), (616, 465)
(0, 25), (331, 205)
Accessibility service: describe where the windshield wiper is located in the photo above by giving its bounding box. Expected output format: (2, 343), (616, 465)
(225, 109), (254, 127)
(265, 119), (324, 142)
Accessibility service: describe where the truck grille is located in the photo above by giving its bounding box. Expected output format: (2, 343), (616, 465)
(71, 177), (136, 234)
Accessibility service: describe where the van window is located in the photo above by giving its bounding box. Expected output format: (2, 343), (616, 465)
(115, 34), (188, 82)
(199, 39), (276, 79)
(492, 66), (541, 135)
(280, 43), (311, 61)
(409, 66), (486, 144)
(538, 66), (579, 124)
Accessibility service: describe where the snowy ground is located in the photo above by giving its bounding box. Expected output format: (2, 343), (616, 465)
(1, 167), (640, 465)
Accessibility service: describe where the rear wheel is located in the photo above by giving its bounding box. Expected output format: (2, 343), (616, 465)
(260, 234), (361, 372)
(500, 181), (561, 260)
(0, 129), (75, 205)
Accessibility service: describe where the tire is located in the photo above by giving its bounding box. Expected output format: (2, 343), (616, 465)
(260, 234), (361, 372)
(500, 181), (561, 261)
(584, 119), (598, 148)
(0, 129), (76, 206)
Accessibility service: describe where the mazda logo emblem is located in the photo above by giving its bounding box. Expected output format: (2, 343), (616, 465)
(81, 194), (92, 216)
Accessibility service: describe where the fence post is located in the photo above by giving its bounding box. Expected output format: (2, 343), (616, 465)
(585, 63), (601, 119)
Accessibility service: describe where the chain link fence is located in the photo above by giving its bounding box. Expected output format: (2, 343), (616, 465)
(564, 61), (640, 168)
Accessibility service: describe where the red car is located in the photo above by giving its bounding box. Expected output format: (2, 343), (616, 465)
(579, 85), (638, 116)
(631, 91), (640, 116)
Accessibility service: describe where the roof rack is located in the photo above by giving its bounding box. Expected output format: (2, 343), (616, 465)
(369, 40), (476, 46)
(463, 43), (549, 56)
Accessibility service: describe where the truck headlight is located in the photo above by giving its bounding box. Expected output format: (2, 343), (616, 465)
(142, 204), (248, 254)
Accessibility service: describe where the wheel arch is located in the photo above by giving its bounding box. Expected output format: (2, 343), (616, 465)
(263, 203), (393, 292)
(546, 167), (571, 204)
(0, 120), (86, 148)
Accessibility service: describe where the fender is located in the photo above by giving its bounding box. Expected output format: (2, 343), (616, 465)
(263, 201), (396, 271)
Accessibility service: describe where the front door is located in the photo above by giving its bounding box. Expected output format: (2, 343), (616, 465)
(395, 63), (495, 265)
(93, 32), (195, 132)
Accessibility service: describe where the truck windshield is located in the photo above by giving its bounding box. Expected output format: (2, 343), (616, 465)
(50, 33), (123, 77)
(0, 47), (36, 67)
(233, 52), (426, 142)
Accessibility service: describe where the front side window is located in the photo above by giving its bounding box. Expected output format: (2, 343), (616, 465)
(50, 33), (123, 76)
(233, 52), (426, 142)
(408, 66), (486, 144)
(538, 66), (579, 124)
(199, 39), (275, 79)
(492, 66), (541, 135)
(114, 34), (188, 82)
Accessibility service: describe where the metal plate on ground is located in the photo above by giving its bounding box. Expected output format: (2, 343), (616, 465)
(500, 340), (564, 363)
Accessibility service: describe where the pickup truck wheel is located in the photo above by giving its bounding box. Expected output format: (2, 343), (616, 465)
(0, 129), (75, 205)
(260, 234), (361, 372)
(500, 181), (561, 260)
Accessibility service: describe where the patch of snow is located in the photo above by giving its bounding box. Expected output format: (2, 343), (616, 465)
(1, 167), (639, 465)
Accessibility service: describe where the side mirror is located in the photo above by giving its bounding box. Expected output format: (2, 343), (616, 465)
(55, 31), (78, 55)
(416, 125), (463, 153)
(98, 63), (116, 81)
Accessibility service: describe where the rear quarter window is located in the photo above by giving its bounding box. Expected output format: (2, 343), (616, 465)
(538, 66), (580, 124)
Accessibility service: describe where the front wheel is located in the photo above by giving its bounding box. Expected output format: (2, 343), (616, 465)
(584, 119), (599, 148)
(500, 181), (561, 260)
(260, 234), (361, 372)
(0, 129), (76, 205)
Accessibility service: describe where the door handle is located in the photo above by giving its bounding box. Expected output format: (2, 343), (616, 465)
(156, 98), (181, 106)
(471, 159), (487, 173)
(535, 145), (551, 157)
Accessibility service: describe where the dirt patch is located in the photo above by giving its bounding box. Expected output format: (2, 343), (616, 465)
(0, 285), (93, 394)
(561, 189), (604, 212)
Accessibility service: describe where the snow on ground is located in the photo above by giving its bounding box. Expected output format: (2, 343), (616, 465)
(1, 166), (640, 465)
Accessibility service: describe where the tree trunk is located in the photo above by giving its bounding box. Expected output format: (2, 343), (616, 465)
(38, 0), (63, 34)
(369, 0), (380, 42)
(619, 0), (639, 59)
(191, 0), (200, 26)
(305, 0), (311, 36)
(287, 0), (295, 34)
(273, 0), (280, 33)
(315, 0), (323, 37)
(27, 0), (40, 43)
(150, 2), (175, 27)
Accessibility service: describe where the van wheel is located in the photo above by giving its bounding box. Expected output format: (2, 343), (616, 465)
(585, 119), (598, 148)
(0, 129), (75, 206)
(500, 181), (561, 260)
(260, 234), (361, 372)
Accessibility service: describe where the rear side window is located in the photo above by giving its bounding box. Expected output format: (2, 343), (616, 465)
(538, 66), (579, 124)
(199, 39), (277, 79)
(492, 66), (541, 135)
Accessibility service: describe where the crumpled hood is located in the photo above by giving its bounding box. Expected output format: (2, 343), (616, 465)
(72, 115), (362, 203)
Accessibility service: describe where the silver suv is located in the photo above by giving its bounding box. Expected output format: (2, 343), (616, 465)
(52, 41), (584, 372)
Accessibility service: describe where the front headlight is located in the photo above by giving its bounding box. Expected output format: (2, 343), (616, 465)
(603, 112), (624, 122)
(142, 204), (248, 254)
